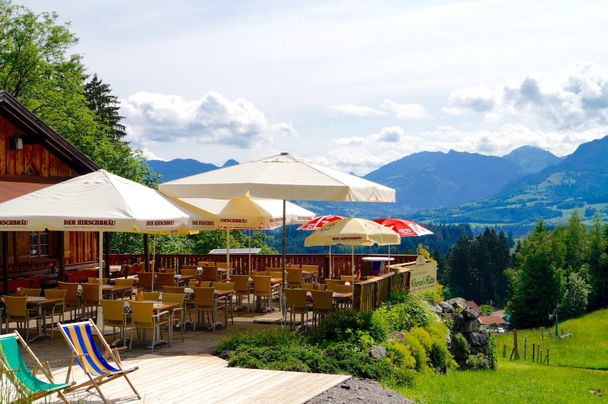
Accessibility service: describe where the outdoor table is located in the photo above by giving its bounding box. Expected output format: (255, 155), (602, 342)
(1, 296), (63, 342)
(174, 274), (194, 285)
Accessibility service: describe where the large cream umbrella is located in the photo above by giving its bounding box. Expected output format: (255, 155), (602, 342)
(179, 194), (315, 275)
(305, 218), (400, 305)
(0, 170), (213, 329)
(159, 153), (396, 289)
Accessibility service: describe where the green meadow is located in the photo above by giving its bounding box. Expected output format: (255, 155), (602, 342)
(398, 309), (608, 403)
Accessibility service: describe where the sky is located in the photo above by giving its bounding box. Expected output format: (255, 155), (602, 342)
(19, 0), (608, 175)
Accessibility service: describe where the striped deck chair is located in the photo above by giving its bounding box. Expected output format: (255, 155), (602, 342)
(0, 331), (70, 403)
(58, 320), (140, 403)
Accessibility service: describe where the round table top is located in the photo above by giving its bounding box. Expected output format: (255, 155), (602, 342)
(361, 257), (395, 262)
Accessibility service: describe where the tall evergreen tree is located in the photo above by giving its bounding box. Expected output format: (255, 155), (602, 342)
(587, 216), (608, 309)
(84, 73), (126, 140)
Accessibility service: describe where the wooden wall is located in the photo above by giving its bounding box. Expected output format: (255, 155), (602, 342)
(0, 114), (97, 277)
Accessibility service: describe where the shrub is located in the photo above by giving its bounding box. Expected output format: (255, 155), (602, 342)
(450, 332), (470, 363)
(404, 332), (428, 371)
(376, 293), (432, 332)
(217, 328), (297, 352)
(310, 309), (387, 346)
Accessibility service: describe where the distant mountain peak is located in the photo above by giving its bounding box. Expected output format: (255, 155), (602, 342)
(222, 159), (239, 167)
(502, 146), (561, 174)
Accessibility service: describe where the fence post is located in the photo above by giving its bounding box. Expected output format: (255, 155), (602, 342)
(545, 349), (549, 365)
(532, 343), (535, 362)
(502, 344), (506, 358)
(523, 336), (527, 360)
(538, 344), (542, 363)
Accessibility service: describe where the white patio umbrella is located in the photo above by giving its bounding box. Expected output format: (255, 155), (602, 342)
(179, 194), (315, 275)
(304, 218), (400, 304)
(0, 169), (214, 328)
(159, 153), (396, 289)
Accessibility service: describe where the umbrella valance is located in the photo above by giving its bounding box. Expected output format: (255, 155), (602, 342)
(305, 218), (401, 247)
(374, 218), (433, 237)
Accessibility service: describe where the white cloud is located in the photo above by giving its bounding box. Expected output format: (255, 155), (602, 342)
(334, 125), (404, 147)
(328, 103), (386, 117)
(377, 125), (404, 142)
(380, 100), (426, 119)
(445, 63), (608, 130)
(328, 99), (425, 119)
(121, 91), (295, 150)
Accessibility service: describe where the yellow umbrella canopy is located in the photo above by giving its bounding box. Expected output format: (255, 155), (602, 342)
(304, 218), (400, 247)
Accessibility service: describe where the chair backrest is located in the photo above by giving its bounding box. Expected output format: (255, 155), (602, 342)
(201, 267), (218, 281)
(340, 275), (355, 282)
(253, 276), (271, 293)
(301, 283), (314, 290)
(127, 263), (143, 275)
(269, 271), (283, 280)
(4, 295), (27, 317)
(162, 292), (185, 305)
(100, 299), (125, 322)
(333, 284), (353, 294)
(21, 288), (41, 297)
(197, 261), (214, 268)
(58, 282), (79, 304)
(215, 262), (231, 269)
(192, 287), (214, 307)
(311, 290), (334, 310)
(181, 267), (198, 277)
(284, 288), (307, 310)
(88, 277), (108, 284)
(190, 280), (212, 287)
(59, 321), (121, 377)
(82, 284), (100, 304)
(157, 272), (174, 288)
(0, 332), (68, 395)
(142, 291), (160, 301)
(287, 269), (303, 284)
(214, 281), (235, 291)
(115, 278), (135, 288)
(163, 286), (185, 294)
(324, 279), (346, 291)
(129, 301), (154, 327)
(137, 272), (154, 290)
(44, 288), (67, 301)
(231, 275), (250, 293)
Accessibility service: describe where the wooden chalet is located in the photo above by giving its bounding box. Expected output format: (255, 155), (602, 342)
(0, 91), (100, 292)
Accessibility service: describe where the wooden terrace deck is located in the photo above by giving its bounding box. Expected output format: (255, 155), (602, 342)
(41, 353), (350, 403)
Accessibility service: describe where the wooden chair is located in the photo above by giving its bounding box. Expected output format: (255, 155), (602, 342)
(3, 295), (41, 342)
(162, 292), (186, 342)
(100, 299), (128, 347)
(59, 320), (140, 401)
(201, 267), (218, 282)
(142, 291), (161, 301)
(252, 276), (278, 312)
(129, 301), (170, 352)
(21, 288), (42, 297)
(163, 286), (185, 294)
(324, 279), (346, 292)
(214, 282), (235, 325)
(332, 284), (354, 308)
(189, 280), (212, 288)
(269, 271), (283, 280)
(157, 272), (175, 291)
(311, 290), (334, 326)
(231, 275), (251, 311)
(284, 288), (309, 330)
(81, 284), (100, 320)
(58, 282), (80, 321)
(287, 269), (303, 288)
(44, 288), (67, 339)
(114, 278), (135, 299)
(192, 287), (220, 331)
(88, 277), (108, 284)
(137, 272), (154, 291)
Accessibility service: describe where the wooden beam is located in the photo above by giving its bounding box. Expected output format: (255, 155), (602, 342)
(1, 232), (8, 294)
(104, 232), (110, 278)
(58, 231), (65, 282)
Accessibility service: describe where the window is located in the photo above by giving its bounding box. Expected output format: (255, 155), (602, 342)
(30, 231), (49, 257)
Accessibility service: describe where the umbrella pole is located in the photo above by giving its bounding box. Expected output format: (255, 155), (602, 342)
(151, 235), (156, 291)
(248, 229), (252, 275)
(96, 231), (104, 332)
(226, 228), (231, 280)
(329, 245), (332, 279)
(351, 245), (355, 309)
(281, 199), (287, 319)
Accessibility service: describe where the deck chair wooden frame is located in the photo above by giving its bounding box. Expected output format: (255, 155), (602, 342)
(0, 331), (70, 403)
(58, 320), (140, 403)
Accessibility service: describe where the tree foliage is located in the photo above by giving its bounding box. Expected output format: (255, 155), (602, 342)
(0, 0), (155, 184)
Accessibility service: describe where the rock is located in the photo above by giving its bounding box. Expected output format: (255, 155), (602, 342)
(369, 346), (388, 360)
(462, 307), (479, 320)
(447, 297), (467, 310)
(218, 350), (232, 360)
(432, 303), (443, 314)
(438, 301), (453, 313)
(340, 384), (351, 390)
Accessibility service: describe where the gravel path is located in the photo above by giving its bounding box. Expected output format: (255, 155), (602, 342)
(306, 378), (413, 404)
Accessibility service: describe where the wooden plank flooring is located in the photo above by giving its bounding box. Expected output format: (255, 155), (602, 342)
(40, 353), (350, 403)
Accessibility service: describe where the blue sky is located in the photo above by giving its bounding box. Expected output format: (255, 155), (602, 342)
(20, 0), (608, 174)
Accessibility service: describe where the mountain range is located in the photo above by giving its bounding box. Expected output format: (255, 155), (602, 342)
(148, 136), (608, 234)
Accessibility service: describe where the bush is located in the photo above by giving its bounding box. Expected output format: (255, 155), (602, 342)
(217, 328), (297, 352)
(450, 332), (470, 364)
(376, 293), (432, 332)
(310, 309), (387, 346)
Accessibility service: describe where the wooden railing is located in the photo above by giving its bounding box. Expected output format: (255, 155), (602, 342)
(109, 253), (418, 279)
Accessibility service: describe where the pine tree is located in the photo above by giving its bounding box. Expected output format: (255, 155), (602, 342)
(84, 73), (127, 140)
(588, 215), (608, 309)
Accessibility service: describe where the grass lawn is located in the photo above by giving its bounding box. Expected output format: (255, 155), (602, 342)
(398, 309), (608, 403)
(494, 308), (608, 370)
(398, 361), (607, 403)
